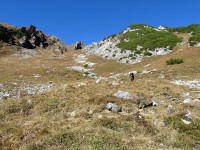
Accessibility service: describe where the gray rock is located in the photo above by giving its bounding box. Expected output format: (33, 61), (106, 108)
(34, 74), (41, 78)
(152, 101), (158, 106)
(112, 81), (119, 85)
(183, 99), (190, 103)
(168, 105), (173, 108)
(185, 112), (192, 119)
(106, 103), (120, 112)
(96, 79), (101, 84)
(48, 81), (53, 84)
(74, 41), (84, 50)
(113, 90), (132, 99)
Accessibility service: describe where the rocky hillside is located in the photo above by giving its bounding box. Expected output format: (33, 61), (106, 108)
(84, 24), (200, 64)
(0, 23), (200, 149)
(0, 22), (67, 54)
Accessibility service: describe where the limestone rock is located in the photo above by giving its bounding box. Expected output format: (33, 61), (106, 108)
(75, 41), (84, 50)
(106, 103), (120, 112)
(113, 90), (132, 99)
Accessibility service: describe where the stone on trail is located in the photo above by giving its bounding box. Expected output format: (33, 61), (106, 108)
(183, 99), (191, 103)
(106, 103), (120, 112)
(113, 90), (132, 99)
(185, 112), (192, 119)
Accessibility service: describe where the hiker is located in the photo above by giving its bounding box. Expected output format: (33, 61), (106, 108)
(130, 72), (134, 82)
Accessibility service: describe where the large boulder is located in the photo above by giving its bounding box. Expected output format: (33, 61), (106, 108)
(74, 41), (84, 50)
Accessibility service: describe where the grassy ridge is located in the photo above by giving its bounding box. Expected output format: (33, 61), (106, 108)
(167, 24), (200, 46)
(117, 27), (182, 52)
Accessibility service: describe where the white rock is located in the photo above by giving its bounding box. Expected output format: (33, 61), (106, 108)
(172, 80), (200, 89)
(158, 75), (165, 79)
(71, 111), (76, 117)
(182, 119), (191, 124)
(168, 105), (173, 108)
(113, 90), (132, 99)
(185, 112), (192, 119)
(183, 92), (190, 97)
(34, 74), (41, 78)
(98, 115), (103, 119)
(106, 103), (120, 112)
(96, 79), (101, 84)
(183, 99), (191, 103)
(152, 101), (158, 106)
(76, 83), (86, 87)
(112, 81), (119, 85)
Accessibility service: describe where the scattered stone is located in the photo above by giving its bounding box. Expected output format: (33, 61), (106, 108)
(96, 79), (101, 84)
(27, 89), (35, 95)
(98, 115), (102, 119)
(183, 99), (191, 103)
(70, 111), (76, 117)
(193, 99), (200, 102)
(112, 81), (119, 85)
(106, 103), (120, 112)
(48, 81), (53, 84)
(167, 109), (176, 115)
(74, 41), (84, 50)
(182, 119), (191, 125)
(185, 112), (192, 119)
(158, 75), (165, 79)
(113, 90), (132, 99)
(34, 74), (41, 78)
(19, 75), (23, 78)
(160, 143), (164, 147)
(172, 80), (200, 89)
(3, 93), (10, 98)
(152, 101), (158, 106)
(168, 105), (173, 108)
(27, 99), (32, 104)
(76, 83), (86, 87)
(183, 92), (190, 97)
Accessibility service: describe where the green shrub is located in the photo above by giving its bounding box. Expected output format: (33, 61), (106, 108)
(84, 64), (88, 67)
(167, 24), (200, 46)
(112, 54), (116, 57)
(117, 26), (182, 52)
(166, 58), (184, 65)
(144, 51), (152, 56)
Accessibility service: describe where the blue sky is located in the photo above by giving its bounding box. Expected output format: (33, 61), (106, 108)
(1, 0), (200, 45)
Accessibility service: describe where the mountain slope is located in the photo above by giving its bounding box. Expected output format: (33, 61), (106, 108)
(84, 24), (200, 65)
(0, 23), (200, 149)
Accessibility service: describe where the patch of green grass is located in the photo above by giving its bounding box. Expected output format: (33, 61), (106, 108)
(167, 24), (200, 46)
(128, 24), (154, 30)
(165, 113), (200, 148)
(84, 64), (88, 67)
(102, 34), (116, 41)
(144, 51), (152, 56)
(117, 27), (182, 52)
(166, 58), (184, 65)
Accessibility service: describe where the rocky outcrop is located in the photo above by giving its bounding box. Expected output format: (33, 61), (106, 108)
(74, 41), (84, 50)
(84, 25), (178, 64)
(0, 23), (67, 54)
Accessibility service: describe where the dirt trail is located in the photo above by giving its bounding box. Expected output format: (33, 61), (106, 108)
(174, 33), (192, 53)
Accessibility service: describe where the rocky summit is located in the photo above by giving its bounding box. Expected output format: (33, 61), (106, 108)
(0, 22), (67, 54)
(1, 22), (200, 150)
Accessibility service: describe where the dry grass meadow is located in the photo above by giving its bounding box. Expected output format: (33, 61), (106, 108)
(0, 34), (200, 149)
